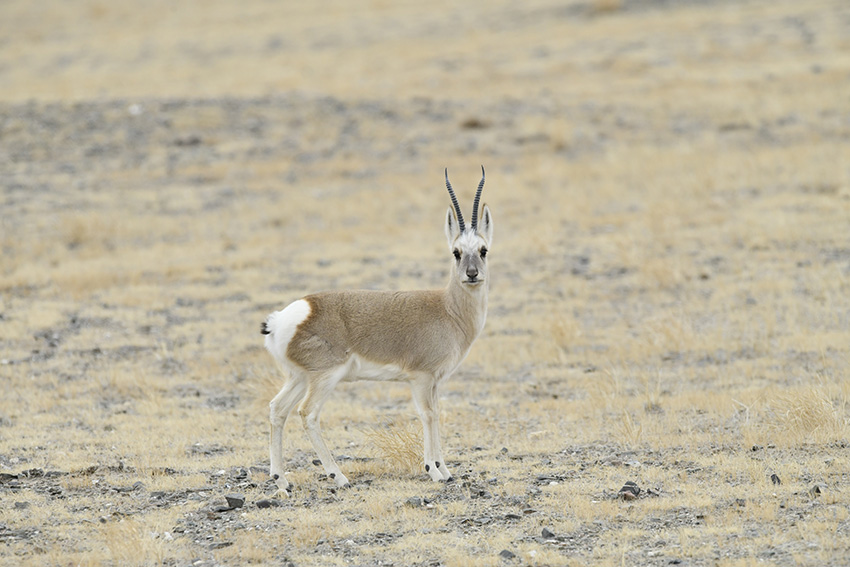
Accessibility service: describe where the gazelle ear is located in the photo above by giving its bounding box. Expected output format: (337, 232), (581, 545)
(445, 207), (461, 248)
(479, 204), (493, 246)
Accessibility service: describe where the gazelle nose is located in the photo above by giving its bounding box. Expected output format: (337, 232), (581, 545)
(466, 266), (478, 280)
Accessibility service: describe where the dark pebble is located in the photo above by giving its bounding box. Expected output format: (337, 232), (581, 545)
(225, 493), (245, 508)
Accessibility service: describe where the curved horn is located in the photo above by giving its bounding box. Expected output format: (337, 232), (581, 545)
(445, 168), (466, 232)
(470, 165), (485, 230)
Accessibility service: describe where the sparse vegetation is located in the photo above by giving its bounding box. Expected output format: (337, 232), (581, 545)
(1, 0), (849, 565)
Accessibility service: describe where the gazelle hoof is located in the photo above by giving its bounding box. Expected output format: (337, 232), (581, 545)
(328, 472), (351, 488)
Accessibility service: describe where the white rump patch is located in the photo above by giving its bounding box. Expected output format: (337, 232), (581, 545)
(264, 299), (311, 363)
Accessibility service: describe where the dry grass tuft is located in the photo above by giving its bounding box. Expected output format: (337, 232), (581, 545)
(364, 420), (423, 475)
(244, 363), (286, 419)
(102, 518), (169, 566)
(762, 387), (848, 445)
(616, 409), (644, 448)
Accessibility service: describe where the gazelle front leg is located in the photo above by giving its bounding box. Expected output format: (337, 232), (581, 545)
(411, 375), (452, 482)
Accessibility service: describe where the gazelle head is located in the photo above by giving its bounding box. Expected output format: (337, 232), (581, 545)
(444, 166), (494, 289)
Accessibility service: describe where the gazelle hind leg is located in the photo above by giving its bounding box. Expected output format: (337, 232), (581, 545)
(269, 376), (307, 494)
(298, 365), (351, 488)
(411, 375), (452, 481)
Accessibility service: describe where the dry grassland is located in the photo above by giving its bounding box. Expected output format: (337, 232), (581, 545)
(1, 0), (849, 565)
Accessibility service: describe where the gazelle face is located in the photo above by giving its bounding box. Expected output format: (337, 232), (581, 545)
(445, 203), (493, 289)
(442, 166), (493, 290)
(451, 230), (490, 286)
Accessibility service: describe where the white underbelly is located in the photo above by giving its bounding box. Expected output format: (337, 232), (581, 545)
(344, 354), (409, 382)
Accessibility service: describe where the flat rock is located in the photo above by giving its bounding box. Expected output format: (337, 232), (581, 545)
(224, 493), (245, 509)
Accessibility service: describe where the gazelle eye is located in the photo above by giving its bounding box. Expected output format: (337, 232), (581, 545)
(453, 250), (461, 261)
(480, 247), (488, 259)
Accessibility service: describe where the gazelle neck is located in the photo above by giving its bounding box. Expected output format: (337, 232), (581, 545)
(445, 276), (488, 343)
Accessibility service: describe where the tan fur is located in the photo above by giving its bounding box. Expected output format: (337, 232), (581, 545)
(287, 287), (483, 376)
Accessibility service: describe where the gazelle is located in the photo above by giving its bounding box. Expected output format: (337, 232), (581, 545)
(261, 167), (493, 493)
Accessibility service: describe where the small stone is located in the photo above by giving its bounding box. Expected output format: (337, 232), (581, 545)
(499, 549), (516, 560)
(208, 541), (233, 550)
(256, 499), (282, 509)
(14, 501), (30, 510)
(541, 527), (555, 539)
(771, 474), (781, 485)
(809, 484), (826, 498)
(405, 497), (422, 507)
(224, 493), (245, 509)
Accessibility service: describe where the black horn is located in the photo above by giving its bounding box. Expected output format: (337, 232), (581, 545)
(445, 168), (466, 232)
(470, 165), (485, 231)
